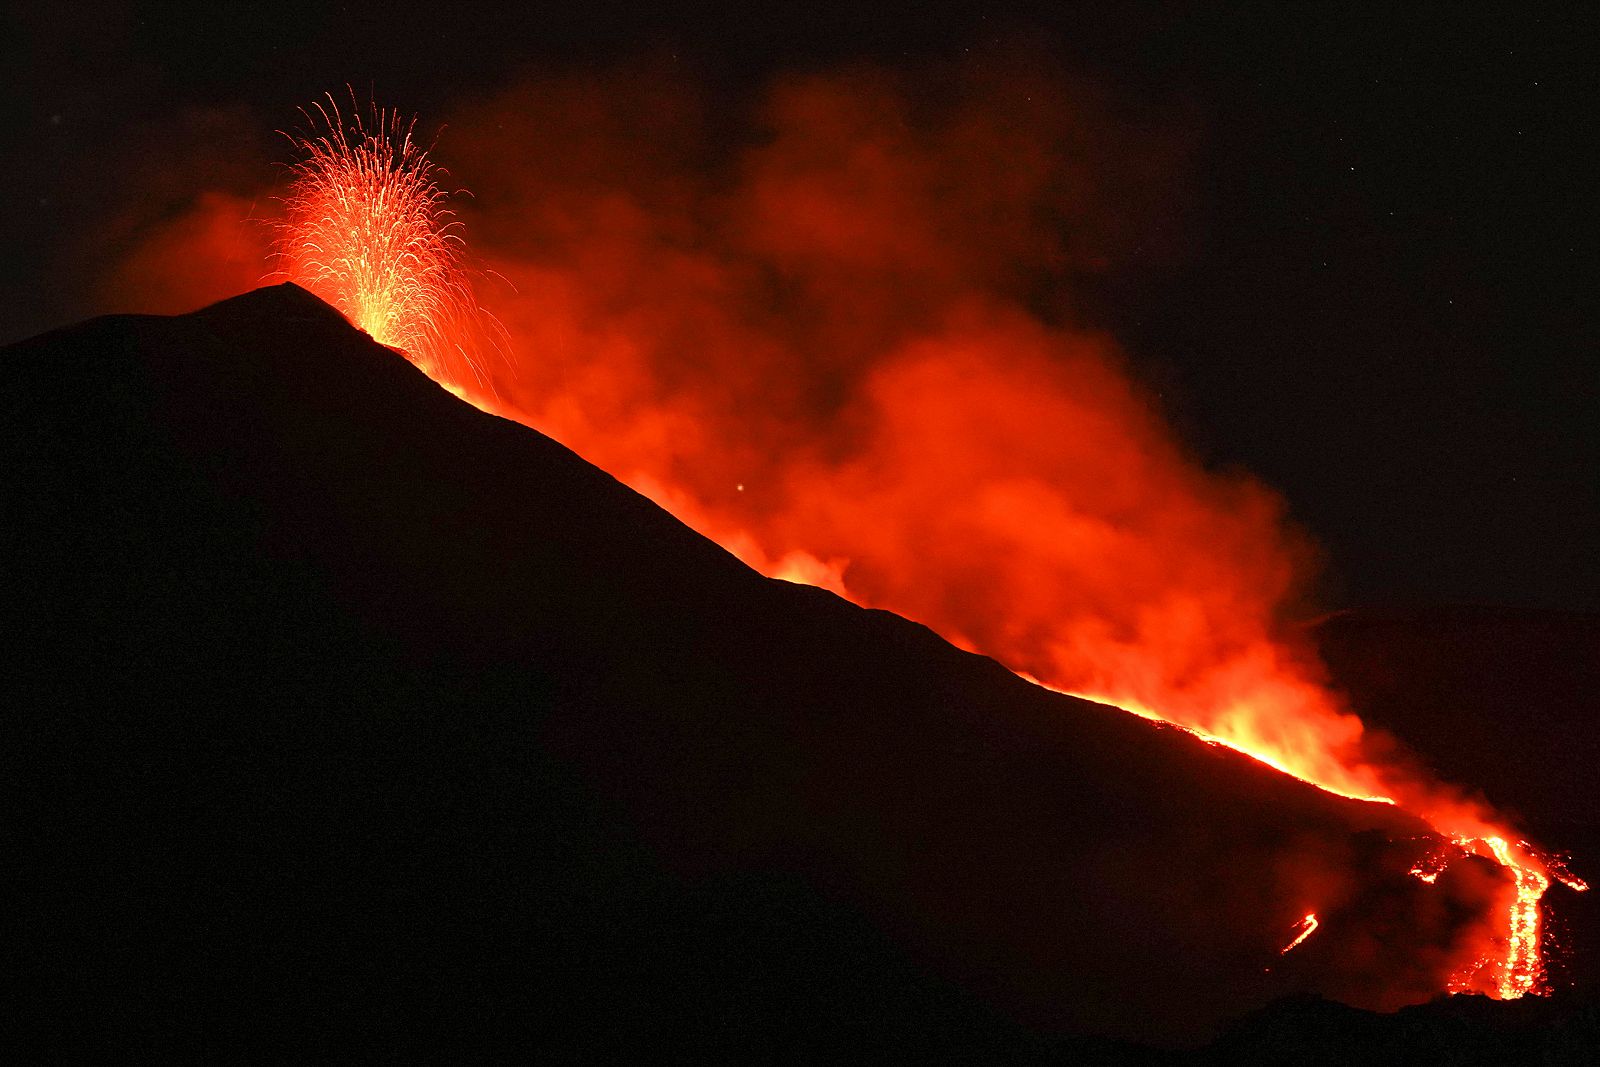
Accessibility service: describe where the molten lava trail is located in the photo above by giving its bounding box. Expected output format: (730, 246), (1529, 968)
(1028, 682), (1581, 996)
(1281, 913), (1319, 955)
(451, 368), (1580, 999)
(1047, 684), (1578, 997)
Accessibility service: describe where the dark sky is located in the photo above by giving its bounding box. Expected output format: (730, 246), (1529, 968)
(3, 3), (1595, 612)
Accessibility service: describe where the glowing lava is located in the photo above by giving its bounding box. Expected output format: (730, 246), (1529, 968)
(1281, 913), (1319, 955)
(1044, 688), (1583, 996)
(275, 92), (503, 397)
(1034, 681), (1397, 807)
(1416, 835), (1589, 998)
(1483, 837), (1548, 997)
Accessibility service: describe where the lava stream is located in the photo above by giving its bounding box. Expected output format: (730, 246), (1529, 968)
(1281, 913), (1319, 955)
(1019, 682), (1579, 997)
(274, 91), (505, 397)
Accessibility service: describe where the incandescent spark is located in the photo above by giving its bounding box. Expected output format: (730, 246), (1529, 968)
(275, 91), (506, 399)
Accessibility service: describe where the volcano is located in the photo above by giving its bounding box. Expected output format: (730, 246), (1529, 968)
(1, 284), (1591, 1058)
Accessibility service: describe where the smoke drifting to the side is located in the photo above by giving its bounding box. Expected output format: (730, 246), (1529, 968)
(100, 54), (1583, 999)
(445, 60), (1388, 797)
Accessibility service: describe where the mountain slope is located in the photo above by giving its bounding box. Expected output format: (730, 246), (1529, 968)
(0, 284), (1490, 1055)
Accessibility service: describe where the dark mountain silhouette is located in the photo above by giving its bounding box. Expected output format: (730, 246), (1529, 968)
(0, 284), (1586, 1059)
(1202, 990), (1600, 1066)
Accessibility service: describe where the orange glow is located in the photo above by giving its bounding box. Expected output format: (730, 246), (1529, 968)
(1281, 913), (1320, 955)
(126, 67), (1582, 1004)
(1034, 680), (1397, 806)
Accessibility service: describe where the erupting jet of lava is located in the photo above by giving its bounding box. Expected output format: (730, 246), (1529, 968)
(274, 91), (505, 399)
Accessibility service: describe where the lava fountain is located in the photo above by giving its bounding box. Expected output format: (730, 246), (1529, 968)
(274, 92), (504, 399)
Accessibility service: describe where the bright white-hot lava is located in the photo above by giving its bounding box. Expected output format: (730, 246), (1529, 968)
(1281, 913), (1320, 955)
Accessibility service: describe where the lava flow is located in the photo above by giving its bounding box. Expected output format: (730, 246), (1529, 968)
(1281, 913), (1320, 956)
(131, 72), (1584, 1003)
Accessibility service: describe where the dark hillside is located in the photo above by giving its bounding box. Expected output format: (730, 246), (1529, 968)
(0, 285), (1530, 1057)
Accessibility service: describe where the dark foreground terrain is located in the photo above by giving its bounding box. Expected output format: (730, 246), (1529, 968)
(3, 285), (1593, 1060)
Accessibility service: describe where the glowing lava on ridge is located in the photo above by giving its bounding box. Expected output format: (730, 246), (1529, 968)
(1281, 913), (1320, 956)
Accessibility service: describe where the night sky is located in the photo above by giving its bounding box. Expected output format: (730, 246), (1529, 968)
(4, 3), (1594, 612)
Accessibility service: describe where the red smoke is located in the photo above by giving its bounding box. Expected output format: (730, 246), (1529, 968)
(450, 63), (1398, 796)
(99, 190), (265, 316)
(105, 55), (1582, 999)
